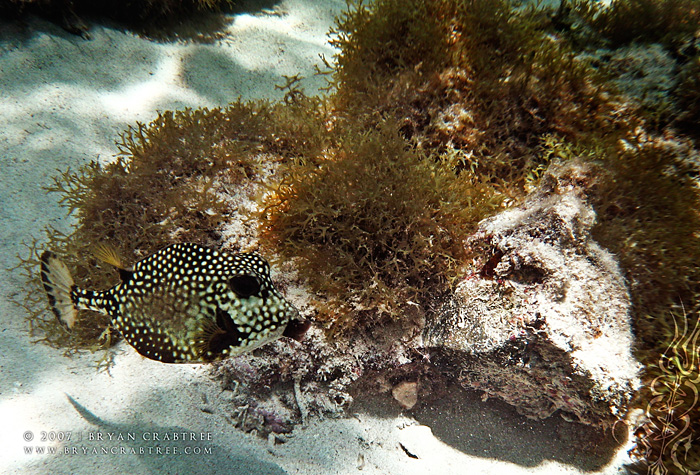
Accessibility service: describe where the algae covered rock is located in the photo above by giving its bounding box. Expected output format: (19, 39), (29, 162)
(423, 160), (641, 426)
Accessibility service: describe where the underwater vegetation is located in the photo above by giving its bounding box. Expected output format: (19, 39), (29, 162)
(259, 119), (502, 332)
(673, 54), (700, 137)
(334, 0), (615, 180)
(562, 0), (700, 135)
(16, 0), (700, 471)
(591, 134), (700, 337)
(571, 0), (700, 48)
(329, 0), (618, 191)
(629, 306), (700, 475)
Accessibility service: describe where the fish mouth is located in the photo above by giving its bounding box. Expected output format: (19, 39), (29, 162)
(283, 313), (310, 342)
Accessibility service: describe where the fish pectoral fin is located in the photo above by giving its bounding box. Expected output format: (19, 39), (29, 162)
(193, 318), (227, 358)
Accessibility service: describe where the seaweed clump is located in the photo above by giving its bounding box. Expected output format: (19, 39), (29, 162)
(673, 55), (700, 137)
(329, 0), (617, 195)
(260, 120), (502, 331)
(19, 92), (332, 352)
(250, 0), (625, 333)
(563, 0), (700, 133)
(255, 0), (622, 335)
(572, 0), (700, 48)
(592, 135), (700, 333)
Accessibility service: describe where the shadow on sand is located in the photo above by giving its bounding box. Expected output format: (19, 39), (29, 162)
(27, 395), (287, 475)
(354, 383), (627, 472)
(0, 0), (282, 44)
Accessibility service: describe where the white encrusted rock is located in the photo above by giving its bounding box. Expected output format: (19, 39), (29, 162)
(423, 160), (641, 426)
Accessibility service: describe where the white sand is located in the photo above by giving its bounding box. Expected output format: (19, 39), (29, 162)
(0, 2), (637, 474)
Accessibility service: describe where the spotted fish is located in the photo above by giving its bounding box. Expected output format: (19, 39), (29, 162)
(39, 243), (306, 363)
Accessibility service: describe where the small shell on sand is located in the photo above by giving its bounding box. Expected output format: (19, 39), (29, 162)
(392, 381), (419, 410)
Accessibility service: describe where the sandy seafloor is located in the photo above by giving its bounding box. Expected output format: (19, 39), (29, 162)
(0, 1), (637, 474)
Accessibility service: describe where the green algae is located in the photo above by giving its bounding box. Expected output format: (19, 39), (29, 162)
(259, 119), (503, 333)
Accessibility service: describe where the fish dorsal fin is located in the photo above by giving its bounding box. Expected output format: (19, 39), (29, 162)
(93, 244), (133, 281)
(93, 243), (124, 269)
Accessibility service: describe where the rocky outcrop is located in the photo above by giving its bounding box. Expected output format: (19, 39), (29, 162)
(213, 160), (641, 431)
(423, 160), (641, 426)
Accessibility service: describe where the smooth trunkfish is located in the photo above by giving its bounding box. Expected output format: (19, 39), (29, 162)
(39, 243), (306, 363)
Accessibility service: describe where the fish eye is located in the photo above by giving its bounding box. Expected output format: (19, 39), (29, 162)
(228, 274), (261, 298)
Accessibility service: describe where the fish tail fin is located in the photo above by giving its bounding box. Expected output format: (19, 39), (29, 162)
(40, 251), (78, 329)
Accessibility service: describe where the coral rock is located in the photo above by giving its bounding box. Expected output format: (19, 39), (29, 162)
(423, 161), (641, 426)
(392, 381), (419, 410)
